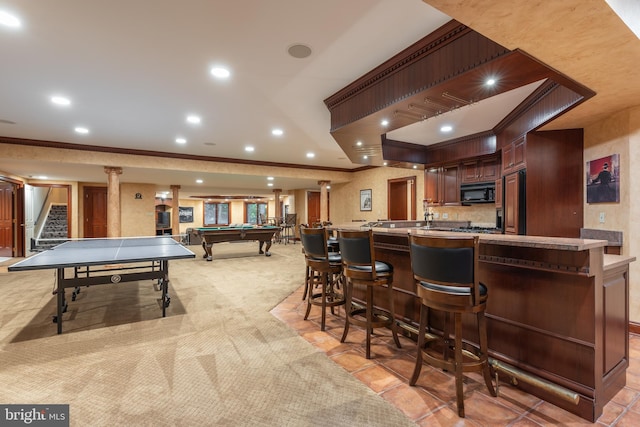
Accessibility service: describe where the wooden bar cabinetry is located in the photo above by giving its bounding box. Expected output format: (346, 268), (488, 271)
(340, 226), (634, 423)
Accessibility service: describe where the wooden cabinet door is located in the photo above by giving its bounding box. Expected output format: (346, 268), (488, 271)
(495, 178), (503, 209)
(424, 167), (439, 205)
(461, 161), (479, 183)
(504, 172), (522, 235)
(502, 137), (526, 175)
(513, 137), (526, 170)
(479, 157), (498, 182)
(441, 164), (459, 205)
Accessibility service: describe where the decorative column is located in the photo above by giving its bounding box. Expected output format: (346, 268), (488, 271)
(273, 188), (282, 223)
(104, 166), (123, 238)
(171, 185), (181, 241)
(318, 181), (330, 224)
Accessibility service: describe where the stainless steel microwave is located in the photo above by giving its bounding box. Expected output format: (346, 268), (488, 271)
(460, 182), (495, 204)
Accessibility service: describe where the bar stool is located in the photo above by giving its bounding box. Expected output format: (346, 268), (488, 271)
(338, 229), (401, 359)
(408, 233), (496, 418)
(300, 227), (345, 331)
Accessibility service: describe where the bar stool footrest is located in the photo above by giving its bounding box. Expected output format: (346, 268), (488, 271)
(347, 307), (394, 329)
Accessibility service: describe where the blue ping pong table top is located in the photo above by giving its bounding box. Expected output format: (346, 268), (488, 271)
(8, 237), (195, 271)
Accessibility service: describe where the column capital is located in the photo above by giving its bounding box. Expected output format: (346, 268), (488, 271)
(317, 180), (330, 186)
(104, 166), (123, 175)
(170, 185), (181, 190)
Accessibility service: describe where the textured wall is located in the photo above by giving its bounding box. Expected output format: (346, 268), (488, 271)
(120, 183), (156, 237)
(584, 105), (638, 321)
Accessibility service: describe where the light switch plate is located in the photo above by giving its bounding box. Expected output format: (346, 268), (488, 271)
(599, 212), (605, 223)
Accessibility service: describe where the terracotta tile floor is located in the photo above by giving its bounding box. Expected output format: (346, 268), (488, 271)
(271, 286), (640, 426)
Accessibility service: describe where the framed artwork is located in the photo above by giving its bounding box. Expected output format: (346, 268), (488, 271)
(179, 206), (194, 223)
(586, 154), (619, 203)
(360, 189), (372, 211)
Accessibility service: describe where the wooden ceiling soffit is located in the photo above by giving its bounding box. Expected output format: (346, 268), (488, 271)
(324, 20), (595, 167)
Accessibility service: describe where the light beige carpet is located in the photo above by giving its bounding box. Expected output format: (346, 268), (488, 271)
(0, 241), (416, 426)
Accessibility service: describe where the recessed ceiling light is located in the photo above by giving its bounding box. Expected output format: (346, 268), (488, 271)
(186, 115), (201, 124)
(413, 165), (418, 169)
(245, 146), (254, 152)
(0, 10), (21, 28)
(175, 137), (187, 144)
(363, 155), (368, 159)
(74, 127), (89, 134)
(287, 44), (312, 59)
(356, 141), (363, 146)
(267, 176), (274, 181)
(381, 120), (389, 127)
(383, 161), (388, 166)
(34, 175), (48, 180)
(486, 78), (496, 86)
(51, 96), (71, 106)
(440, 125), (453, 133)
(210, 66), (230, 79)
(306, 152), (315, 158)
(196, 179), (203, 184)
(267, 183), (274, 187)
(271, 128), (283, 136)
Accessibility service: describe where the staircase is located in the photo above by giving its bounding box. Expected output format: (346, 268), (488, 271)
(33, 205), (68, 251)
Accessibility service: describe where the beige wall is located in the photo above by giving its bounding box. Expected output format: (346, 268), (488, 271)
(584, 105), (639, 321)
(120, 183), (156, 237)
(330, 167), (423, 224)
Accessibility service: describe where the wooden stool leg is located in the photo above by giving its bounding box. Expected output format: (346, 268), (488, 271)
(340, 279), (352, 344)
(365, 285), (373, 359)
(478, 311), (497, 396)
(303, 265), (313, 300)
(388, 281), (401, 349)
(320, 272), (328, 331)
(303, 270), (314, 321)
(410, 304), (428, 385)
(454, 313), (465, 418)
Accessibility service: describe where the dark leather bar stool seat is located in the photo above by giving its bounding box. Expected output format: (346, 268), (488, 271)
(408, 233), (496, 418)
(300, 227), (345, 331)
(338, 229), (401, 359)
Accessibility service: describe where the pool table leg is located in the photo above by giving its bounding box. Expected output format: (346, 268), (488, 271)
(202, 241), (213, 261)
(259, 240), (272, 257)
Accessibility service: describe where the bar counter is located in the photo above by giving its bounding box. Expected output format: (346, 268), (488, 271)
(332, 225), (635, 422)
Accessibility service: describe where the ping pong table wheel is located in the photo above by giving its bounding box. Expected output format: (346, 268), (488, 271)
(164, 296), (171, 307)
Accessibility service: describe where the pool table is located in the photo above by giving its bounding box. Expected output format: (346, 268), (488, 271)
(193, 226), (280, 261)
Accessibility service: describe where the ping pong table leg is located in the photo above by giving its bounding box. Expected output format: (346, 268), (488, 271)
(56, 268), (64, 334)
(161, 260), (170, 317)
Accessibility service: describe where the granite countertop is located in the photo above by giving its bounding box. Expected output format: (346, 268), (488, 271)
(331, 224), (609, 251)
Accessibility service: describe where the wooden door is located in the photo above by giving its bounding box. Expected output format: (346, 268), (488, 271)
(0, 183), (13, 256)
(84, 186), (107, 238)
(307, 191), (320, 226)
(388, 180), (407, 220)
(388, 176), (416, 220)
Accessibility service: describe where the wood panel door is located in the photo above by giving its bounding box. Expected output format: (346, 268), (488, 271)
(0, 183), (13, 256)
(388, 176), (416, 220)
(307, 191), (320, 226)
(83, 186), (107, 238)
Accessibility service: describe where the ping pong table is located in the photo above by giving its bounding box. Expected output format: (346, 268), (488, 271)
(8, 236), (195, 334)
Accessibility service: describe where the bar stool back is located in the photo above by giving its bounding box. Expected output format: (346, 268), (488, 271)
(408, 233), (496, 417)
(300, 227), (344, 331)
(338, 229), (401, 359)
